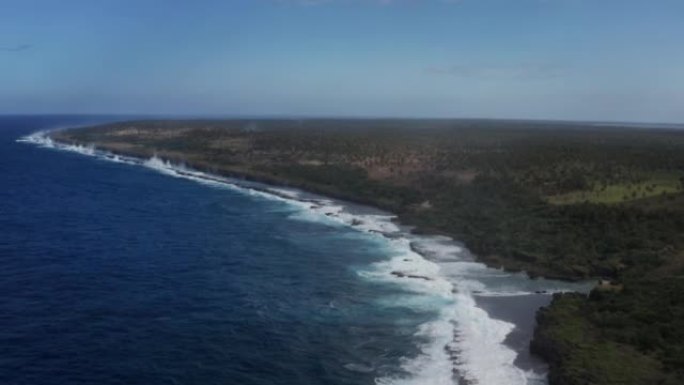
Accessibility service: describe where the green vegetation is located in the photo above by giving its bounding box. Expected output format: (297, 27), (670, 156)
(547, 172), (683, 205)
(52, 119), (684, 384)
(532, 277), (684, 385)
(531, 293), (672, 385)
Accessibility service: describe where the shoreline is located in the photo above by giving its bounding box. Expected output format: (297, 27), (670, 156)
(19, 120), (684, 385)
(42, 130), (479, 267)
(47, 128), (590, 283)
(21, 129), (596, 384)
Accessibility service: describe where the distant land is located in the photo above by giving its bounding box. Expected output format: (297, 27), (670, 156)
(53, 119), (684, 385)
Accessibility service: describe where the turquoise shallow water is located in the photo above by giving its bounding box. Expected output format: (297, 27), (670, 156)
(1, 116), (593, 385)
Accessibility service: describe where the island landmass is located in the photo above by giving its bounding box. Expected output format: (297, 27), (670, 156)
(51, 119), (684, 384)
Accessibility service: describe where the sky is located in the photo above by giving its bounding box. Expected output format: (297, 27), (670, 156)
(1, 0), (683, 122)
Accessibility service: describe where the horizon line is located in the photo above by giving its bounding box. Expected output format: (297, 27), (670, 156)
(1, 112), (684, 129)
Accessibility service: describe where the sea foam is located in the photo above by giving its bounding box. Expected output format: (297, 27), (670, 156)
(20, 130), (592, 385)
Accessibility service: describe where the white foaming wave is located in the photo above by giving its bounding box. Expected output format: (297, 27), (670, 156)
(266, 187), (302, 200)
(17, 131), (55, 147)
(288, 198), (402, 235)
(362, 258), (452, 298)
(106, 154), (127, 163)
(18, 131), (135, 163)
(377, 306), (457, 385)
(368, 236), (534, 385)
(22, 131), (548, 385)
(41, 138), (309, 209)
(368, 239), (457, 385)
(139, 155), (290, 202)
(450, 292), (527, 385)
(143, 155), (184, 177)
(410, 237), (464, 262)
(288, 201), (347, 226)
(337, 211), (400, 234)
(20, 131), (400, 237)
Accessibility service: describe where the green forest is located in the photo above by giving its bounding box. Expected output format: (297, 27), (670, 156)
(54, 119), (684, 384)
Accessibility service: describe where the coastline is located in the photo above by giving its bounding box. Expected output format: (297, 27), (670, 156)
(18, 120), (684, 385)
(43, 129), (583, 283)
(47, 128), (587, 282)
(20, 129), (596, 385)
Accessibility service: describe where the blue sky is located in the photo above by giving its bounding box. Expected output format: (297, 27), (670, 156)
(1, 0), (683, 122)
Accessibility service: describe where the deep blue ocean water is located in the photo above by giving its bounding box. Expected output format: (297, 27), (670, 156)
(1, 116), (593, 385)
(1, 116), (420, 385)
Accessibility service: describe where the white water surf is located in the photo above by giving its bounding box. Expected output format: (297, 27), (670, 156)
(20, 130), (593, 385)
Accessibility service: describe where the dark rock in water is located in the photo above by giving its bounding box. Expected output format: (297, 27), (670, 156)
(408, 274), (432, 281)
(391, 271), (432, 281)
(351, 219), (363, 226)
(409, 241), (433, 257)
(473, 290), (483, 294)
(535, 290), (548, 294)
(382, 232), (402, 239)
(368, 229), (398, 239)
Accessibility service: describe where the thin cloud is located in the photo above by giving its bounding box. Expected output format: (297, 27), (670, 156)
(425, 63), (567, 80)
(0, 44), (32, 52)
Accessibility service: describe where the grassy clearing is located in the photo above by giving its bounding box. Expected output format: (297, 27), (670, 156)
(547, 173), (683, 205)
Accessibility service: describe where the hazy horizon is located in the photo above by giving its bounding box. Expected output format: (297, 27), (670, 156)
(3, 113), (684, 128)
(2, 0), (683, 122)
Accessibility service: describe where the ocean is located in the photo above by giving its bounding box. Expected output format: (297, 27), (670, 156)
(1, 116), (592, 385)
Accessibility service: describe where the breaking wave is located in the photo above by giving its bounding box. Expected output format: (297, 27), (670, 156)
(19, 130), (593, 385)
